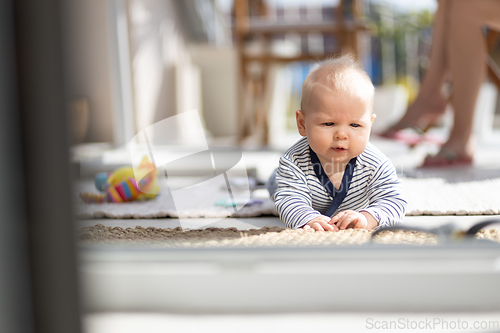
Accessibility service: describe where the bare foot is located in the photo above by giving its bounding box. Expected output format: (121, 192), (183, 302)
(383, 93), (448, 135)
(421, 140), (474, 168)
(421, 149), (473, 167)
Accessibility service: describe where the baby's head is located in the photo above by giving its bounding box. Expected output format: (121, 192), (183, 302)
(300, 55), (375, 113)
(296, 55), (376, 166)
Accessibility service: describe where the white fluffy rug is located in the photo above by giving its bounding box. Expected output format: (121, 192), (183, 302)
(75, 170), (500, 219)
(403, 177), (500, 215)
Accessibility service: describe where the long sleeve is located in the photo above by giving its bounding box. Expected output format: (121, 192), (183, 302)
(274, 156), (322, 229)
(359, 159), (407, 228)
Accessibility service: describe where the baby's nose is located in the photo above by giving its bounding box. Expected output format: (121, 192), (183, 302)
(334, 128), (348, 140)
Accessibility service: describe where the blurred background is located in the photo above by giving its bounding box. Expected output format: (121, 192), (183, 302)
(66, 0), (494, 152)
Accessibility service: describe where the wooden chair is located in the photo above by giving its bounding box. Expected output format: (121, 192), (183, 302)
(233, 0), (369, 144)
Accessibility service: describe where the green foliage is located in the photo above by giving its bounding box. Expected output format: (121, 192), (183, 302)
(367, 3), (435, 85)
(371, 9), (434, 39)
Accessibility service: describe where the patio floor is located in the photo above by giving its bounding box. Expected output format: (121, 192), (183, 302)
(76, 130), (500, 332)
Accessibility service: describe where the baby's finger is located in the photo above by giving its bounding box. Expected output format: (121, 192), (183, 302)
(325, 219), (339, 231)
(337, 214), (357, 230)
(313, 221), (336, 231)
(335, 211), (354, 223)
(335, 211), (347, 219)
(318, 221), (335, 231)
(330, 212), (345, 223)
(318, 216), (331, 224)
(353, 221), (367, 229)
(303, 225), (311, 230)
(333, 213), (345, 225)
(338, 210), (355, 217)
(312, 222), (326, 231)
(328, 215), (340, 224)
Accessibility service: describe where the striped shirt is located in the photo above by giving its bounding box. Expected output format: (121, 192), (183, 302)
(274, 137), (407, 229)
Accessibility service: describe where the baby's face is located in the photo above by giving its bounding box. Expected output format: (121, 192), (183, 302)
(297, 85), (374, 168)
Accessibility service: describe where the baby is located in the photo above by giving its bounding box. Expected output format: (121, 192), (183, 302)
(270, 55), (407, 231)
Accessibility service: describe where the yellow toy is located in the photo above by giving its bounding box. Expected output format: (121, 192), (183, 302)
(80, 156), (159, 203)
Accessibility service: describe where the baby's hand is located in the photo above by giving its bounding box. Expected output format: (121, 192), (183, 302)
(303, 215), (339, 231)
(329, 210), (368, 230)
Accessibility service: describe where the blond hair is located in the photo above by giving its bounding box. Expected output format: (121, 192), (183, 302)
(300, 54), (375, 112)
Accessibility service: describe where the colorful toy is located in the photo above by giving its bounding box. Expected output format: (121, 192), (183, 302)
(80, 156), (159, 203)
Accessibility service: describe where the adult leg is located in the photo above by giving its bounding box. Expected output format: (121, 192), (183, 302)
(424, 0), (500, 166)
(383, 0), (450, 135)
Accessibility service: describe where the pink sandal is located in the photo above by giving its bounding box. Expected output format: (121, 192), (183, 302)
(420, 148), (473, 168)
(379, 97), (449, 148)
(379, 128), (422, 147)
(378, 126), (444, 148)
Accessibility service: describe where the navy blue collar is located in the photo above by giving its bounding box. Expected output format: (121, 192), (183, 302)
(309, 147), (357, 217)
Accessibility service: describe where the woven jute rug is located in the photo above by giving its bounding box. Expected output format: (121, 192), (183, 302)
(75, 173), (500, 219)
(77, 225), (500, 248)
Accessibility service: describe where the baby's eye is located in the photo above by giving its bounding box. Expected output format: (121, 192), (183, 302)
(324, 122), (334, 126)
(350, 123), (361, 128)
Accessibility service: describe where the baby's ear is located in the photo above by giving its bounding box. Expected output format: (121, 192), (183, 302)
(296, 110), (306, 136)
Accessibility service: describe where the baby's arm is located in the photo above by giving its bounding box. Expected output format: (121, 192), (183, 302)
(274, 157), (325, 229)
(359, 159), (407, 228)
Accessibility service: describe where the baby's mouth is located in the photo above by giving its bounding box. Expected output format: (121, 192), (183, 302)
(332, 147), (347, 153)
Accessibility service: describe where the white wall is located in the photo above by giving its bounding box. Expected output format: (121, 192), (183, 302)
(124, 0), (203, 144)
(189, 44), (239, 138)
